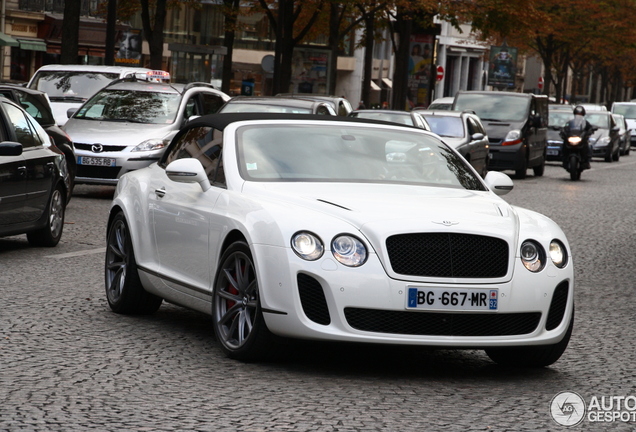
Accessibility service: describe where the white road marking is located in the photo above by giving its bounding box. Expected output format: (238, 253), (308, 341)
(45, 247), (106, 259)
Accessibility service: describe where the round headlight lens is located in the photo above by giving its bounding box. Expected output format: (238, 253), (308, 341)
(549, 240), (567, 268)
(520, 240), (545, 272)
(291, 231), (324, 261)
(331, 235), (367, 267)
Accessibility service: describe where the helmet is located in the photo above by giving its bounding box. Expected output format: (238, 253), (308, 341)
(573, 105), (586, 116)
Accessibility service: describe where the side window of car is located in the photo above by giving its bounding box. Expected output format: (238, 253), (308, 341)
(2, 102), (39, 148)
(163, 126), (225, 186)
(184, 96), (198, 119)
(17, 93), (44, 122)
(200, 93), (225, 114)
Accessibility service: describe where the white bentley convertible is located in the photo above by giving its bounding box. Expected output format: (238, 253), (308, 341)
(105, 113), (574, 366)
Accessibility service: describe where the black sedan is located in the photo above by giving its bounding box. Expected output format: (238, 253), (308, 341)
(0, 85), (75, 199)
(0, 98), (67, 246)
(587, 111), (621, 162)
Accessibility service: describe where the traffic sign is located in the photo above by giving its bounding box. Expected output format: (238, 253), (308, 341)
(538, 76), (544, 90)
(436, 65), (444, 82)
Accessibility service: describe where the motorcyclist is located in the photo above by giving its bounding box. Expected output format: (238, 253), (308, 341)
(561, 105), (593, 169)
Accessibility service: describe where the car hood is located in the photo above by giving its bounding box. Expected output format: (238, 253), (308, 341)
(64, 119), (176, 146)
(547, 127), (562, 141)
(242, 182), (519, 244)
(439, 136), (468, 149)
(480, 120), (525, 140)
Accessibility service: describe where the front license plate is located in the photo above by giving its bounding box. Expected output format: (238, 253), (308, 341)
(547, 149), (559, 156)
(407, 287), (498, 311)
(78, 156), (116, 167)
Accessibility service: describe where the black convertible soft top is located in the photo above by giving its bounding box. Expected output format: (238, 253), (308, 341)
(185, 112), (417, 132)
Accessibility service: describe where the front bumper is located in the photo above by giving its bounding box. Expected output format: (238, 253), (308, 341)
(486, 142), (526, 171)
(255, 244), (574, 348)
(75, 148), (163, 185)
(546, 141), (563, 161)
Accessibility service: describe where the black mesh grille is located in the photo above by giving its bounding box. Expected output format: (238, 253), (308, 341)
(297, 274), (330, 325)
(386, 233), (509, 278)
(75, 143), (126, 152)
(77, 165), (122, 180)
(344, 308), (541, 336)
(546, 281), (569, 331)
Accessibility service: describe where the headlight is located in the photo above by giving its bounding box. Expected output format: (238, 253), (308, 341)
(331, 235), (367, 267)
(291, 231), (324, 261)
(132, 138), (169, 152)
(549, 240), (567, 268)
(502, 129), (522, 146)
(567, 136), (582, 145)
(597, 136), (611, 145)
(520, 240), (545, 272)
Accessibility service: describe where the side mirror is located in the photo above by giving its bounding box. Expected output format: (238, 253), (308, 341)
(484, 171), (514, 196)
(0, 141), (23, 156)
(471, 133), (485, 141)
(165, 158), (211, 192)
(67, 108), (78, 118)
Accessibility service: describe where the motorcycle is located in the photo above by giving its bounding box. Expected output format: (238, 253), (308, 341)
(560, 118), (595, 181)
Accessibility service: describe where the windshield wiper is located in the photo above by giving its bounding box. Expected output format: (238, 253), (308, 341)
(103, 118), (148, 124)
(480, 118), (505, 122)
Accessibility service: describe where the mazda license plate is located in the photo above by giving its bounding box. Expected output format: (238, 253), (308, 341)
(407, 287), (498, 311)
(78, 156), (116, 167)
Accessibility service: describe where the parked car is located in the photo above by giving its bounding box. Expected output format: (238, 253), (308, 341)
(276, 94), (353, 116)
(427, 97), (454, 110)
(586, 110), (621, 162)
(546, 109), (574, 161)
(0, 97), (67, 246)
(349, 109), (431, 130)
(219, 96), (337, 115)
(105, 112), (574, 367)
(0, 84), (76, 201)
(27, 64), (152, 126)
(612, 113), (631, 156)
(611, 102), (636, 147)
(64, 74), (230, 186)
(417, 110), (490, 176)
(453, 91), (548, 179)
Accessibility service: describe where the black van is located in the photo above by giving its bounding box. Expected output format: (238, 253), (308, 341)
(452, 91), (548, 179)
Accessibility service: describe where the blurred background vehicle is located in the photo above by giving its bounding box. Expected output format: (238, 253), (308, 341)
(426, 97), (454, 110)
(0, 97), (67, 246)
(586, 110), (621, 162)
(349, 109), (431, 130)
(64, 74), (229, 186)
(546, 108), (574, 162)
(275, 94), (353, 116)
(0, 85), (76, 201)
(26, 65), (152, 126)
(611, 113), (631, 156)
(610, 102), (636, 147)
(219, 96), (336, 115)
(417, 110), (490, 177)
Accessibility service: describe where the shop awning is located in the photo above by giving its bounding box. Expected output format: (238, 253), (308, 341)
(17, 38), (47, 52)
(382, 78), (393, 88)
(0, 33), (19, 47)
(371, 80), (381, 91)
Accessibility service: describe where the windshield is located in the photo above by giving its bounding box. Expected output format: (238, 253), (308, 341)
(421, 116), (464, 137)
(454, 94), (530, 122)
(612, 104), (636, 119)
(350, 112), (415, 126)
(549, 111), (574, 127)
(74, 89), (181, 124)
(29, 71), (120, 100)
(237, 124), (486, 190)
(221, 103), (312, 114)
(586, 113), (610, 129)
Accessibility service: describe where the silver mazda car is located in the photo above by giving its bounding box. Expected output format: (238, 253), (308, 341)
(64, 74), (229, 186)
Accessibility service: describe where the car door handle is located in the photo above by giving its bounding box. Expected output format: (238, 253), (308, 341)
(17, 166), (26, 177)
(155, 187), (166, 198)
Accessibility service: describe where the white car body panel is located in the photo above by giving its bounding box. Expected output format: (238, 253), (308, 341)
(110, 118), (574, 348)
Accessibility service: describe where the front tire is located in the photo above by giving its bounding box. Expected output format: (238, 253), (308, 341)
(105, 212), (162, 314)
(485, 309), (574, 367)
(533, 158), (545, 177)
(569, 155), (580, 181)
(212, 241), (274, 361)
(27, 184), (65, 247)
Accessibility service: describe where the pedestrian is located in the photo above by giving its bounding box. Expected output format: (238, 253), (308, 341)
(358, 100), (366, 109)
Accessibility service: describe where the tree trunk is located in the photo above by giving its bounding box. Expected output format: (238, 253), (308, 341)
(60, 0), (81, 64)
(361, 12), (375, 108)
(140, 0), (168, 70)
(391, 12), (411, 110)
(221, 0), (241, 94)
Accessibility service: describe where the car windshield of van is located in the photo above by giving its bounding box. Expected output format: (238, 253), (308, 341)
(454, 94), (530, 122)
(612, 104), (636, 119)
(30, 71), (120, 101)
(585, 113), (610, 129)
(74, 89), (181, 124)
